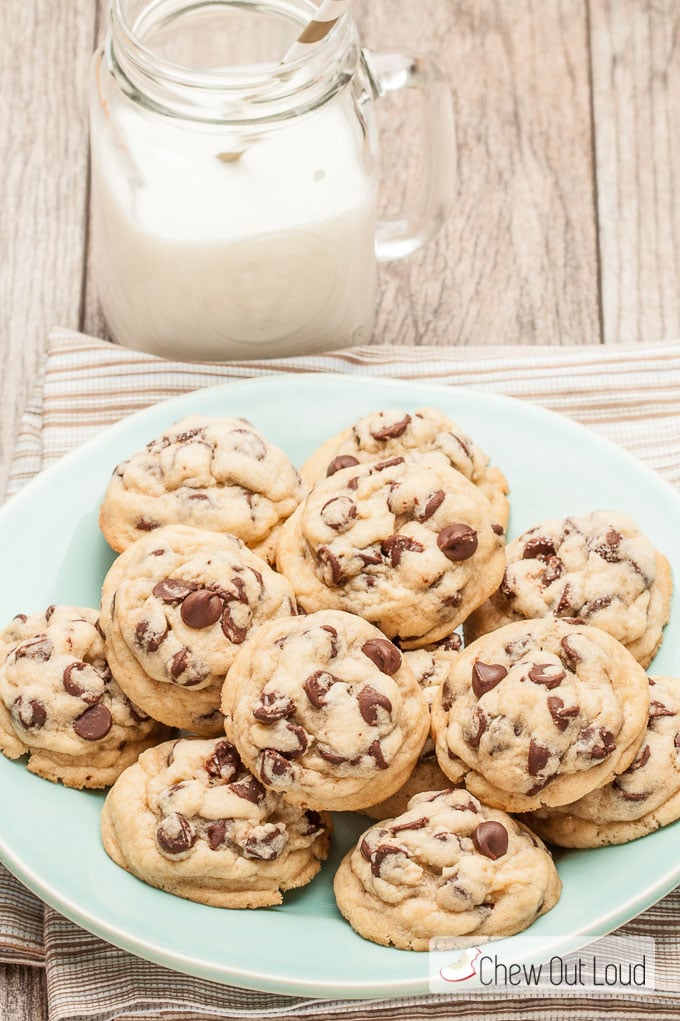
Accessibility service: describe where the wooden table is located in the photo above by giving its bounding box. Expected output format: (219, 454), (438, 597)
(1, 1), (679, 1017)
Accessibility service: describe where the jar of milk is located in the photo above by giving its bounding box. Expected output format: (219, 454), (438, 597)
(90, 0), (455, 360)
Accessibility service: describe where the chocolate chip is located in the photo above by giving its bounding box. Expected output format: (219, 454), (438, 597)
(579, 726), (616, 760)
(471, 662), (508, 697)
(317, 546), (344, 585)
(205, 740), (240, 781)
(526, 775), (557, 797)
(360, 836), (374, 859)
(452, 799), (478, 813)
(357, 685), (392, 726)
(547, 696), (580, 732)
(303, 670), (342, 708)
(170, 647), (193, 679)
(593, 530), (623, 563)
(581, 594), (614, 617)
(442, 591), (463, 609)
(522, 537), (556, 559)
(136, 518), (159, 532)
(381, 534), (425, 567)
(316, 744), (347, 764)
(320, 624), (339, 657)
(321, 496), (357, 531)
(370, 844), (406, 877)
(13, 697), (47, 729)
(285, 723), (308, 757)
(221, 605), (248, 644)
(229, 775), (266, 803)
(465, 706), (488, 748)
(391, 817), (428, 833)
(528, 663), (565, 688)
(528, 739), (551, 776)
(14, 635), (53, 661)
(153, 578), (197, 603)
(206, 820), (228, 850)
(541, 556), (564, 587)
(674, 734), (680, 750)
(259, 748), (294, 786)
(156, 813), (197, 855)
(371, 414), (411, 440)
(243, 823), (288, 861)
(303, 810), (325, 836)
(63, 661), (95, 700)
(437, 524), (478, 562)
(625, 744), (651, 773)
(441, 681), (454, 712)
(420, 490), (446, 522)
(613, 784), (647, 802)
(369, 739), (388, 769)
(44, 605), (56, 621)
(373, 456), (405, 471)
(359, 550), (382, 566)
(559, 635), (582, 665)
(12, 613), (27, 623)
(649, 700), (676, 721)
(492, 524), (505, 536)
(180, 590), (223, 629)
(135, 619), (169, 653)
(327, 454), (360, 477)
(175, 426), (206, 444)
(361, 639), (402, 675)
(73, 703), (112, 741)
(473, 821), (508, 860)
(556, 585), (575, 614)
(252, 692), (296, 722)
(500, 571), (516, 600)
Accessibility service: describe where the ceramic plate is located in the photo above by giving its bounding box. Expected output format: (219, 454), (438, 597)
(0, 374), (678, 998)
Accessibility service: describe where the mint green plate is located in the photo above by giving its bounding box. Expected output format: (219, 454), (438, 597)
(0, 374), (678, 998)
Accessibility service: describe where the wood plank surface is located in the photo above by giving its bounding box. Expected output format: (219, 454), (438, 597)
(589, 0), (680, 344)
(0, 966), (47, 1021)
(0, 0), (97, 498)
(356, 0), (601, 346)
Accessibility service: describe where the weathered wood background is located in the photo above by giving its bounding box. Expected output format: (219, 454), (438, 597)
(1, 1), (679, 1017)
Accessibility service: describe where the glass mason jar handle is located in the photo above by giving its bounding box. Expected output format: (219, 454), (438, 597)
(363, 49), (456, 262)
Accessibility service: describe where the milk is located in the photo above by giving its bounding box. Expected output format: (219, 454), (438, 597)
(90, 87), (378, 360)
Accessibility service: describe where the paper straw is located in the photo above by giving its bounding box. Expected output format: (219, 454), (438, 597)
(282, 0), (353, 63)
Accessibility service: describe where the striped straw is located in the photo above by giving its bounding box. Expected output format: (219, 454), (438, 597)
(282, 0), (352, 63)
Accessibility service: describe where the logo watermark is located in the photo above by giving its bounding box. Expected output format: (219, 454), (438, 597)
(429, 935), (655, 994)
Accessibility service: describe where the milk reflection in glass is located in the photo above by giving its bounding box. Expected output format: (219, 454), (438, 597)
(91, 90), (377, 360)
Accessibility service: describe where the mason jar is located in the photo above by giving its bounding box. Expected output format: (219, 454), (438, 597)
(90, 0), (455, 360)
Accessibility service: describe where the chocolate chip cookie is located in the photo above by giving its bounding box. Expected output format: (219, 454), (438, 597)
(277, 453), (505, 648)
(364, 635), (463, 820)
(221, 610), (429, 812)
(100, 526), (297, 736)
(99, 415), (304, 559)
(333, 788), (561, 950)
(300, 407), (509, 528)
(0, 606), (169, 788)
(101, 737), (331, 907)
(431, 618), (650, 812)
(524, 676), (680, 846)
(466, 510), (672, 668)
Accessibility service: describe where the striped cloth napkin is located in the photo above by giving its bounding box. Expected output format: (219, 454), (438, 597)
(2, 326), (680, 1021)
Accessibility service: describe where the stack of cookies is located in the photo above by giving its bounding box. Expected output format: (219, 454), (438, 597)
(0, 405), (675, 952)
